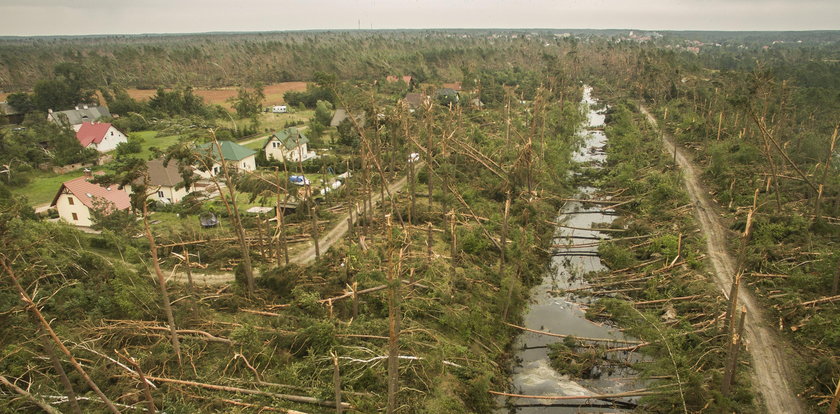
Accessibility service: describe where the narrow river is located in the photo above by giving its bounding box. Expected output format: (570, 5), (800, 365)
(498, 86), (641, 413)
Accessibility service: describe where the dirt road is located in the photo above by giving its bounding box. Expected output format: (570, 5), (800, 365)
(163, 164), (418, 283)
(639, 106), (804, 414)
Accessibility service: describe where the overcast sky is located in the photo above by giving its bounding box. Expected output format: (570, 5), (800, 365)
(1, 0), (838, 36)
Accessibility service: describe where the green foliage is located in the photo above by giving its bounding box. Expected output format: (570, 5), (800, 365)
(229, 86), (265, 119)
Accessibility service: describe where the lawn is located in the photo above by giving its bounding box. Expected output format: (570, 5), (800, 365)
(11, 168), (104, 207)
(130, 131), (184, 159)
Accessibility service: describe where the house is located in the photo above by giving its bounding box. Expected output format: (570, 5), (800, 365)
(144, 158), (193, 204)
(271, 105), (288, 113)
(48, 105), (112, 131)
(401, 93), (428, 111)
(263, 127), (315, 162)
(75, 122), (128, 153)
(385, 75), (414, 89)
(195, 140), (257, 178)
(435, 88), (460, 106)
(51, 173), (131, 227)
(330, 109), (366, 128)
(0, 102), (24, 124)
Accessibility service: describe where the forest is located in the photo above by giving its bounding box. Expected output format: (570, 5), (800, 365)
(1, 29), (839, 413)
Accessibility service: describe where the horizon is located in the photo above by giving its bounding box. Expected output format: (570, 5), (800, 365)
(1, 0), (839, 36)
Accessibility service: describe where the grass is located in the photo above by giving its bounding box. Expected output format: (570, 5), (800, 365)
(130, 131), (184, 159)
(11, 168), (105, 207)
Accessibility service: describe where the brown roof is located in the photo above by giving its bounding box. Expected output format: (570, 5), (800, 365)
(51, 175), (131, 211)
(146, 158), (185, 187)
(402, 93), (427, 109)
(386, 75), (413, 85)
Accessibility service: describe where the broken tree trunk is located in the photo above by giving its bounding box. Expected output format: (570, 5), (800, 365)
(0, 258), (121, 414)
(0, 374), (62, 414)
(143, 202), (183, 367)
(722, 306), (747, 396)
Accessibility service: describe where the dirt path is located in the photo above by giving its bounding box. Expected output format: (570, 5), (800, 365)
(639, 105), (804, 414)
(163, 164), (419, 282)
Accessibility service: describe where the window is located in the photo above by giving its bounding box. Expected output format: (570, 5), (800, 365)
(68, 197), (74, 205)
(213, 166), (220, 175)
(71, 213), (78, 221)
(158, 190), (165, 198)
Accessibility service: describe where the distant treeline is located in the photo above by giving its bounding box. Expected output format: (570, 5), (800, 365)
(3, 29), (839, 93)
(0, 30), (581, 91)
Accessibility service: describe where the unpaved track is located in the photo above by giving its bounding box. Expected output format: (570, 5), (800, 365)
(164, 164), (418, 283)
(639, 106), (804, 414)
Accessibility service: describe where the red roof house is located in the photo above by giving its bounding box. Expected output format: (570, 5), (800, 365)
(51, 175), (132, 227)
(75, 122), (128, 153)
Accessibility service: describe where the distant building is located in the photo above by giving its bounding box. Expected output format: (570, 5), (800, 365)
(263, 127), (315, 163)
(195, 140), (257, 178)
(47, 105), (112, 130)
(75, 122), (128, 153)
(271, 105), (288, 113)
(386, 75), (414, 89)
(401, 93), (428, 111)
(0, 102), (24, 124)
(143, 158), (194, 204)
(51, 173), (131, 227)
(330, 108), (366, 128)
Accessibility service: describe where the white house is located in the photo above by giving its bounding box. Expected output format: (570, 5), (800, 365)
(144, 158), (194, 204)
(50, 174), (131, 227)
(263, 128), (315, 163)
(48, 105), (112, 130)
(75, 122), (128, 153)
(195, 140), (257, 179)
(271, 105), (288, 113)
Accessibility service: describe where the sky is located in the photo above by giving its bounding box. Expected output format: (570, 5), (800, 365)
(0, 0), (838, 36)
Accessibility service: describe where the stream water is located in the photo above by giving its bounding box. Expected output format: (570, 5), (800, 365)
(498, 86), (641, 413)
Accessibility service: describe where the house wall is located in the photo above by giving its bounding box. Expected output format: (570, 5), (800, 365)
(195, 155), (256, 179)
(265, 138), (287, 161)
(55, 193), (94, 227)
(91, 126), (128, 153)
(153, 185), (190, 204)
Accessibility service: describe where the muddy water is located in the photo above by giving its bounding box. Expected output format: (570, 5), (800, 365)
(498, 87), (641, 413)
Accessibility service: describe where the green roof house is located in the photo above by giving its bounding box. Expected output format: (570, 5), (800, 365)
(263, 128), (315, 162)
(196, 140), (257, 178)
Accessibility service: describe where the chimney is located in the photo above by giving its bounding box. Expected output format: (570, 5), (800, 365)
(83, 105), (88, 110)
(83, 168), (92, 178)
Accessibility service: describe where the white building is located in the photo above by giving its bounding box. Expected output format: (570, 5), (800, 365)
(75, 122), (128, 153)
(51, 174), (131, 227)
(144, 158), (194, 204)
(195, 140), (257, 179)
(271, 105), (288, 113)
(263, 127), (315, 163)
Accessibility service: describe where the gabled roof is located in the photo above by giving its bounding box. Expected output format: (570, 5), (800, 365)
(386, 75), (413, 85)
(264, 127), (309, 151)
(75, 122), (114, 147)
(196, 140), (256, 162)
(50, 105), (111, 125)
(330, 109), (366, 128)
(0, 102), (21, 116)
(51, 175), (131, 211)
(402, 93), (427, 109)
(145, 158), (186, 187)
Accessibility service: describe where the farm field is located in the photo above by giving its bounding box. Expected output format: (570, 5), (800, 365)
(124, 81), (308, 109)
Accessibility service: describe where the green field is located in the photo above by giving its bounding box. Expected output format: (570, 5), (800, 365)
(11, 168), (103, 207)
(131, 131), (184, 159)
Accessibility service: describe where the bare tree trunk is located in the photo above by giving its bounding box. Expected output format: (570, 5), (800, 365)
(0, 375), (62, 414)
(386, 249), (402, 414)
(37, 323), (82, 414)
(256, 214), (266, 260)
(332, 352), (342, 414)
(115, 350), (156, 414)
(722, 306), (747, 396)
(0, 258), (121, 414)
(210, 137), (255, 296)
(311, 205), (320, 260)
(814, 126), (838, 221)
(142, 202), (183, 366)
(499, 193), (511, 274)
(828, 376), (840, 414)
